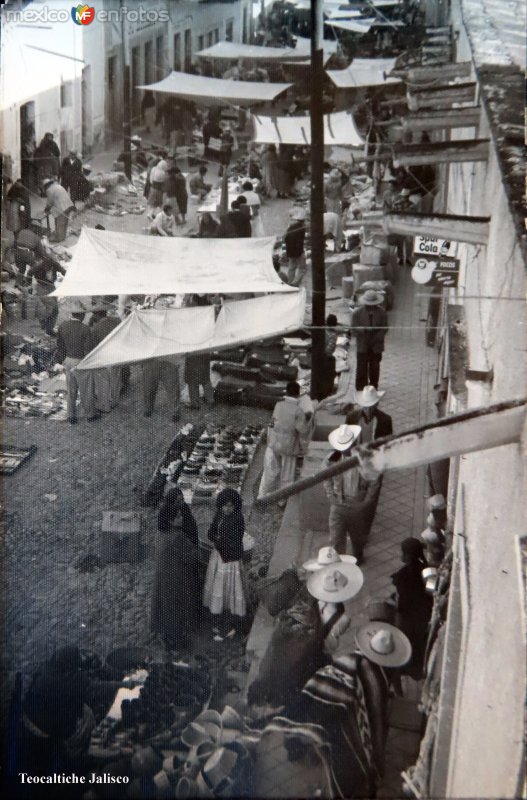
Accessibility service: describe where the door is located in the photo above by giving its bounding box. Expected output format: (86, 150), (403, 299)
(156, 35), (165, 78)
(20, 101), (36, 189)
(107, 55), (120, 143)
(243, 7), (248, 43)
(173, 32), (181, 70)
(144, 40), (153, 85)
(184, 29), (192, 72)
(131, 46), (140, 125)
(81, 65), (92, 155)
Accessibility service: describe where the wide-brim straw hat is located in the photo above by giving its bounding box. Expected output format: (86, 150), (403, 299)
(359, 289), (384, 306)
(428, 494), (446, 511)
(328, 424), (362, 452)
(303, 545), (357, 572)
(355, 385), (386, 407)
(355, 621), (412, 668)
(307, 562), (364, 603)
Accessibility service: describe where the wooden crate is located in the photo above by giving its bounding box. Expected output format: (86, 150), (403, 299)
(100, 511), (141, 564)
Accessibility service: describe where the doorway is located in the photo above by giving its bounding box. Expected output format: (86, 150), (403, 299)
(20, 101), (36, 190)
(184, 29), (192, 72)
(81, 65), (92, 155)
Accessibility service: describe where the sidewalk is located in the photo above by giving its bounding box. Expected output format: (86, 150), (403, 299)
(246, 266), (438, 796)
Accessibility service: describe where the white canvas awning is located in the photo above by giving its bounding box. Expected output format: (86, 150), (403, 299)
(76, 291), (306, 369)
(196, 41), (306, 61)
(291, 35), (339, 59)
(325, 18), (377, 35)
(137, 72), (291, 106)
(51, 228), (293, 297)
(327, 57), (402, 87)
(251, 110), (364, 146)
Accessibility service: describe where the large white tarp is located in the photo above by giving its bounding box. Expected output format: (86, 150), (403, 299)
(51, 228), (293, 297)
(137, 72), (291, 106)
(251, 110), (364, 146)
(196, 41), (306, 61)
(76, 291), (306, 369)
(327, 57), (402, 87)
(291, 35), (339, 59)
(325, 18), (376, 34)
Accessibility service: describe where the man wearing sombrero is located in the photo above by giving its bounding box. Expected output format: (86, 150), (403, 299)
(350, 289), (389, 391)
(324, 425), (382, 565)
(346, 385), (393, 443)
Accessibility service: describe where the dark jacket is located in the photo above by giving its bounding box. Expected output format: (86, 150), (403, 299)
(56, 320), (93, 362)
(346, 408), (393, 439)
(350, 305), (388, 354)
(228, 209), (252, 238)
(208, 513), (244, 562)
(90, 316), (120, 348)
(284, 221), (305, 258)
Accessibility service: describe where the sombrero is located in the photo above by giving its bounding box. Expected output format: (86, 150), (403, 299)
(358, 289), (384, 306)
(355, 621), (412, 667)
(307, 563), (364, 603)
(303, 546), (357, 572)
(355, 385), (385, 407)
(328, 424), (362, 452)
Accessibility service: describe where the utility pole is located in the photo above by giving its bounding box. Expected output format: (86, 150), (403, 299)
(120, 0), (132, 180)
(310, 0), (326, 400)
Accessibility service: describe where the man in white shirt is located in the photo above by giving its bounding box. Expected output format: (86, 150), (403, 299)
(149, 204), (177, 237)
(43, 178), (75, 242)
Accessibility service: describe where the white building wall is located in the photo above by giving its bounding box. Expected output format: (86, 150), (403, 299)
(433, 5), (527, 795)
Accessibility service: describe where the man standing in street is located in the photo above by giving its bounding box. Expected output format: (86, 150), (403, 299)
(142, 357), (182, 421)
(258, 381), (312, 507)
(346, 385), (393, 442)
(324, 424), (382, 564)
(55, 308), (99, 424)
(43, 178), (75, 242)
(90, 307), (122, 413)
(283, 210), (306, 287)
(350, 289), (389, 391)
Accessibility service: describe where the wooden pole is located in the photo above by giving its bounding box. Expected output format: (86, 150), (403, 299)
(255, 398), (526, 506)
(310, 0), (325, 401)
(383, 211), (490, 244)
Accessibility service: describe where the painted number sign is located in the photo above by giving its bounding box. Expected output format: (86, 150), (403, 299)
(413, 236), (456, 257)
(411, 257), (460, 287)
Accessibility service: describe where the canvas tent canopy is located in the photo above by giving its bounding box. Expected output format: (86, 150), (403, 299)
(325, 18), (377, 34)
(195, 41), (307, 61)
(327, 57), (401, 88)
(76, 291), (306, 370)
(137, 72), (291, 106)
(51, 228), (293, 297)
(251, 110), (364, 146)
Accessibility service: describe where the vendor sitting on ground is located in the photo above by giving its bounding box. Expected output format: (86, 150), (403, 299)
(149, 203), (177, 236)
(189, 165), (212, 200)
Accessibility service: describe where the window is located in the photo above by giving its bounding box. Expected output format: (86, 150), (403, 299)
(144, 40), (153, 84)
(156, 35), (164, 76)
(207, 31), (214, 47)
(198, 35), (204, 52)
(173, 32), (181, 71)
(60, 80), (73, 107)
(225, 19), (234, 42)
(214, 28), (220, 44)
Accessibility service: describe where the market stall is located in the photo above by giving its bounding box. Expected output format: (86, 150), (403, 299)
(137, 72), (292, 107)
(51, 227), (293, 298)
(250, 109), (364, 147)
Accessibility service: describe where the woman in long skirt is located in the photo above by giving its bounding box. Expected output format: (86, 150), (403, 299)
(151, 488), (200, 650)
(203, 489), (247, 641)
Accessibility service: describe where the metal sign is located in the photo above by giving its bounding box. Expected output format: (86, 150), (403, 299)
(411, 257), (460, 287)
(413, 235), (456, 257)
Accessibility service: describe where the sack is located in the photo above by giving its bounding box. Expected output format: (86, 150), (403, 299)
(257, 567), (302, 616)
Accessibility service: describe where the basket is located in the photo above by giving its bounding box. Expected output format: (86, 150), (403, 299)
(367, 599), (396, 623)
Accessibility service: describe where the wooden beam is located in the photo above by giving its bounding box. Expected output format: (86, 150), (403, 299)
(393, 139), (489, 167)
(383, 211), (490, 244)
(408, 82), (477, 111)
(392, 62), (472, 82)
(401, 107), (481, 132)
(255, 398), (526, 506)
(426, 26), (451, 34)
